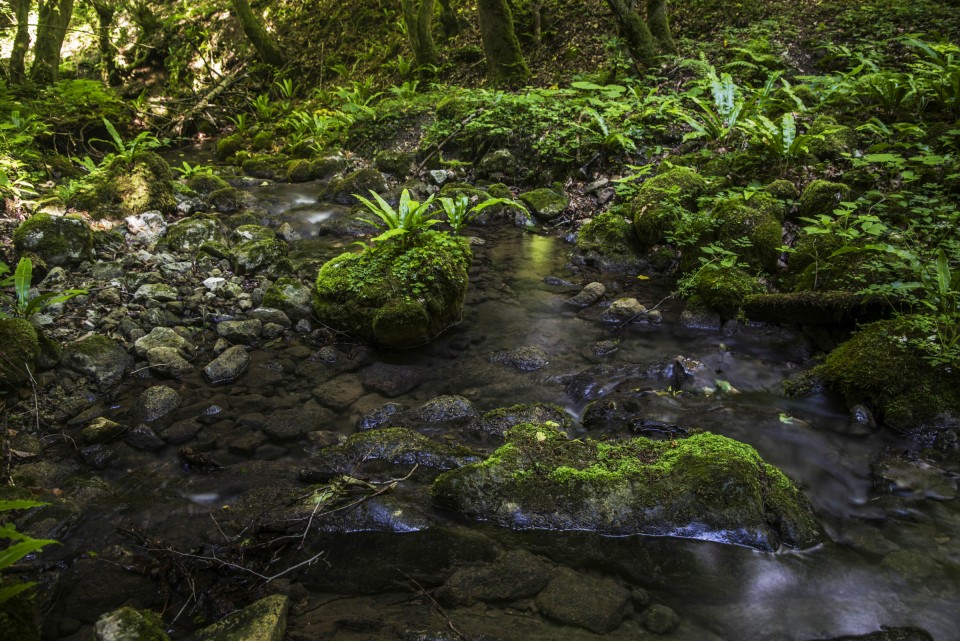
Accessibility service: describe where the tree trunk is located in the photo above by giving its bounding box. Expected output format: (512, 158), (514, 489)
(604, 0), (656, 67)
(31, 0), (74, 84)
(9, 0), (31, 83)
(438, 0), (459, 38)
(92, 1), (119, 84)
(477, 0), (529, 85)
(401, 0), (438, 70)
(229, 0), (284, 68)
(646, 0), (676, 54)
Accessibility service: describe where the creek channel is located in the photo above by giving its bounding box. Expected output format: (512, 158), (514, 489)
(37, 176), (960, 640)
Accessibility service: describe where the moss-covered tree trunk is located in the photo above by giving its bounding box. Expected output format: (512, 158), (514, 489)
(30, 0), (74, 84)
(477, 0), (529, 85)
(8, 0), (31, 83)
(401, 0), (438, 71)
(604, 0), (657, 67)
(229, 0), (285, 68)
(647, 0), (676, 54)
(92, 0), (118, 85)
(438, 0), (459, 38)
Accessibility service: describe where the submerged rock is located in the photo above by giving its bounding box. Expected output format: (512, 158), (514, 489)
(535, 567), (630, 633)
(809, 628), (934, 641)
(310, 427), (478, 475)
(195, 594), (288, 641)
(432, 423), (822, 551)
(489, 346), (550, 371)
(203, 345), (250, 385)
(437, 550), (551, 606)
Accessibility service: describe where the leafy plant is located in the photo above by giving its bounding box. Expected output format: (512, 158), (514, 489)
(251, 94), (274, 121)
(228, 113), (249, 133)
(437, 194), (523, 233)
(670, 65), (745, 142)
(0, 500), (58, 605)
(355, 189), (439, 245)
(738, 112), (821, 170)
(0, 258), (87, 320)
(173, 161), (215, 178)
(90, 118), (165, 162)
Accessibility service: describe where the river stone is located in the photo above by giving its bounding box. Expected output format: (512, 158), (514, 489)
(601, 298), (646, 323)
(133, 283), (179, 303)
(437, 550), (551, 606)
(812, 628), (935, 641)
(124, 211), (167, 248)
(535, 567), (630, 633)
(357, 402), (409, 430)
(136, 385), (181, 426)
(311, 374), (365, 411)
(13, 212), (93, 267)
(263, 406), (335, 442)
(81, 417), (127, 444)
(125, 425), (165, 451)
(432, 422), (822, 551)
(489, 346), (550, 371)
(262, 277), (313, 322)
(640, 603), (680, 634)
(159, 419), (202, 444)
(478, 403), (572, 437)
(62, 335), (132, 389)
(134, 326), (196, 360)
(410, 395), (478, 426)
(871, 451), (956, 500)
(196, 594), (289, 641)
(216, 319), (263, 344)
(519, 188), (569, 221)
(680, 298), (722, 331)
(568, 282), (606, 307)
(233, 238), (290, 276)
(94, 606), (169, 641)
(204, 345), (250, 385)
(248, 307), (292, 329)
(80, 443), (116, 470)
(310, 427), (477, 474)
(164, 215), (226, 252)
(361, 363), (423, 397)
(147, 346), (193, 378)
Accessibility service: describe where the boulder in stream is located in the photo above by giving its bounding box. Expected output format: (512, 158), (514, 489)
(195, 594), (289, 641)
(432, 422), (822, 551)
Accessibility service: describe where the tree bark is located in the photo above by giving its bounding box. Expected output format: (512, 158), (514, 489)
(438, 0), (459, 38)
(646, 0), (676, 54)
(604, 0), (656, 67)
(401, 0), (438, 70)
(31, 0), (75, 84)
(8, 0), (31, 83)
(477, 0), (529, 85)
(91, 0), (118, 84)
(229, 0), (285, 68)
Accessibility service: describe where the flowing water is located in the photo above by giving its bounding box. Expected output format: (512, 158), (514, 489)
(35, 178), (960, 640)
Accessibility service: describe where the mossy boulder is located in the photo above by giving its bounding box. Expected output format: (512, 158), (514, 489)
(72, 152), (175, 219)
(263, 276), (313, 321)
(314, 232), (471, 348)
(765, 179), (799, 202)
(685, 265), (765, 318)
(432, 423), (821, 551)
(0, 318), (40, 390)
(704, 193), (784, 272)
(13, 213), (93, 267)
(216, 134), (245, 161)
(374, 150), (415, 177)
(61, 334), (133, 389)
(310, 427), (479, 474)
(185, 173), (230, 194)
(813, 319), (960, 431)
(233, 238), (291, 276)
(195, 595), (287, 641)
(285, 159), (313, 183)
(806, 116), (858, 161)
(94, 606), (169, 641)
(797, 180), (852, 221)
(519, 188), (569, 221)
(742, 291), (881, 326)
(163, 214), (227, 253)
(574, 211), (644, 272)
(323, 168), (387, 205)
(632, 167), (708, 246)
(241, 155), (288, 180)
(207, 186), (255, 214)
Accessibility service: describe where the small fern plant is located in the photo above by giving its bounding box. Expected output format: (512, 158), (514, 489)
(0, 500), (58, 605)
(0, 257), (87, 319)
(437, 194), (523, 234)
(355, 189), (439, 245)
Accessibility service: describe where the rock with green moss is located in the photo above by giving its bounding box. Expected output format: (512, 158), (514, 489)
(314, 232), (471, 348)
(13, 213), (93, 267)
(323, 168), (387, 205)
(519, 188), (569, 221)
(742, 291), (878, 325)
(813, 318), (959, 431)
(216, 134), (245, 161)
(310, 427), (479, 475)
(241, 155), (288, 180)
(208, 186), (256, 214)
(765, 179), (799, 201)
(62, 335), (132, 389)
(0, 319), (40, 390)
(94, 606), (169, 641)
(311, 155), (348, 180)
(233, 238), (291, 277)
(574, 211), (644, 272)
(163, 215), (227, 253)
(806, 116), (858, 161)
(479, 403), (572, 437)
(796, 180), (852, 221)
(432, 422), (822, 550)
(632, 167), (708, 246)
(72, 152), (175, 219)
(196, 595), (287, 641)
(186, 173), (230, 194)
(374, 150), (415, 177)
(685, 265), (764, 318)
(703, 193), (784, 272)
(250, 130), (274, 152)
(285, 159), (313, 183)
(263, 277), (313, 321)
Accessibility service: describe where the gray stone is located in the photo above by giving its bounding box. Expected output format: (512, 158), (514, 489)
(411, 395), (478, 425)
(136, 385), (181, 426)
(124, 211), (167, 248)
(80, 444), (116, 470)
(133, 283), (179, 303)
(147, 346), (193, 378)
(680, 299), (722, 331)
(356, 402), (409, 431)
(80, 417), (127, 444)
(489, 346), (550, 371)
(125, 425), (165, 451)
(360, 363), (423, 397)
(640, 604), (680, 634)
(94, 606), (169, 641)
(248, 307), (292, 329)
(204, 345), (250, 385)
(134, 326), (196, 360)
(216, 319), (262, 345)
(312, 374), (365, 411)
(535, 567), (630, 633)
(601, 298), (646, 323)
(195, 594), (288, 641)
(569, 282), (606, 307)
(262, 278), (313, 322)
(438, 550), (551, 606)
(263, 406), (335, 442)
(62, 335), (133, 389)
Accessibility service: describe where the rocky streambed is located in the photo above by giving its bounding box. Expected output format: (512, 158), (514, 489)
(1, 163), (959, 641)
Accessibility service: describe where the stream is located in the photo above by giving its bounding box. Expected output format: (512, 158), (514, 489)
(32, 176), (960, 640)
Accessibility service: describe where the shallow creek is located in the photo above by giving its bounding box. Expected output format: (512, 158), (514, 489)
(40, 179), (960, 640)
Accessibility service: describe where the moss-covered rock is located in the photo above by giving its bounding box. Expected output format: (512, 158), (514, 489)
(742, 291), (881, 325)
(13, 213), (93, 267)
(233, 238), (291, 277)
(323, 168), (387, 205)
(314, 232), (471, 348)
(432, 423), (822, 550)
(196, 595), (286, 641)
(0, 318), (40, 390)
(685, 265), (764, 318)
(0, 588), (40, 641)
(163, 214), (227, 252)
(285, 159), (313, 183)
(186, 173), (230, 194)
(813, 319), (960, 430)
(797, 180), (852, 221)
(94, 606), (169, 641)
(61, 334), (133, 389)
(72, 152), (175, 219)
(574, 211), (644, 272)
(263, 276), (313, 321)
(241, 155), (288, 180)
(310, 427), (479, 474)
(216, 134), (245, 161)
(632, 167), (708, 246)
(250, 130), (274, 152)
(706, 194), (784, 271)
(207, 186), (255, 214)
(374, 150), (415, 177)
(765, 179), (799, 202)
(519, 188), (569, 221)
(807, 116), (858, 161)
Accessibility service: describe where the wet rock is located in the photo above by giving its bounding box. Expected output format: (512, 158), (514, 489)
(80, 444), (116, 470)
(146, 346), (193, 378)
(568, 282), (605, 307)
(13, 212), (93, 267)
(411, 395), (478, 426)
(592, 340), (619, 357)
(361, 363), (423, 397)
(489, 346), (549, 371)
(124, 211), (167, 248)
(477, 149), (515, 180)
(640, 603), (680, 634)
(195, 594), (289, 641)
(80, 417), (127, 444)
(519, 188), (568, 221)
(61, 335), (132, 389)
(871, 451), (956, 500)
(478, 403), (572, 437)
(323, 168), (387, 205)
(810, 628), (934, 641)
(263, 406), (335, 442)
(433, 422), (822, 551)
(357, 402), (409, 430)
(574, 211), (645, 273)
(601, 297), (646, 323)
(850, 404), (877, 435)
(133, 283), (178, 303)
(159, 419), (202, 444)
(94, 606), (169, 641)
(880, 550), (942, 580)
(233, 237), (291, 277)
(204, 345), (250, 385)
(660, 355), (709, 390)
(0, 318), (40, 388)
(535, 567), (630, 633)
(135, 385), (181, 426)
(437, 550), (551, 606)
(311, 374), (365, 411)
(164, 214), (226, 252)
(249, 307), (292, 329)
(125, 425), (165, 451)
(680, 298), (722, 331)
(544, 275), (575, 287)
(134, 327), (196, 360)
(262, 277), (314, 322)
(216, 319), (263, 345)
(311, 427), (477, 474)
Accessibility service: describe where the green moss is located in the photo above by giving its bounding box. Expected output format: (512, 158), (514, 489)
(686, 265), (764, 317)
(814, 319), (960, 429)
(323, 168), (387, 205)
(742, 291), (870, 325)
(806, 116), (857, 161)
(207, 186), (250, 213)
(232, 238), (291, 276)
(97, 607), (169, 641)
(632, 167), (708, 246)
(241, 155), (287, 180)
(109, 152), (176, 217)
(286, 159), (313, 183)
(374, 150), (415, 177)
(310, 155), (348, 180)
(575, 211), (642, 270)
(0, 587), (40, 641)
(250, 130), (274, 152)
(765, 179), (799, 202)
(797, 180), (852, 221)
(12, 213), (93, 267)
(314, 231), (471, 347)
(518, 188), (569, 221)
(0, 319), (40, 391)
(186, 173), (229, 194)
(163, 214), (226, 252)
(216, 134), (245, 161)
(711, 196), (783, 272)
